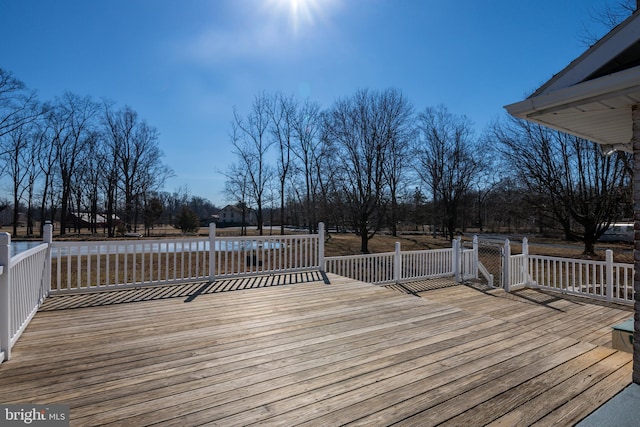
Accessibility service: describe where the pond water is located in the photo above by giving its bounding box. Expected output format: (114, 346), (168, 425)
(11, 241), (44, 257)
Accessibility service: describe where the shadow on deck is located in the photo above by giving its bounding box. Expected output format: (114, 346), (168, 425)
(1, 273), (634, 426)
(42, 271), (326, 311)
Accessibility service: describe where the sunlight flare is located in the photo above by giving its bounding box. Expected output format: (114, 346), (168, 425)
(269, 0), (336, 34)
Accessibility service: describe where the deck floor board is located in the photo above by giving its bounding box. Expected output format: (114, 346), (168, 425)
(0, 273), (633, 426)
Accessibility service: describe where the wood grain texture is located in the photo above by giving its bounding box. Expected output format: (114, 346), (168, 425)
(0, 273), (632, 426)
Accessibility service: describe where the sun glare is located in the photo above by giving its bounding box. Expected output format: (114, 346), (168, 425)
(271, 0), (336, 34)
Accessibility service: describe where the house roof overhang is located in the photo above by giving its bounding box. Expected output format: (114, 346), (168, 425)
(504, 10), (640, 153)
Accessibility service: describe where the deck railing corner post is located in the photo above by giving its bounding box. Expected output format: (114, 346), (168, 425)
(472, 235), (479, 279)
(318, 222), (325, 273)
(605, 249), (614, 302)
(43, 223), (52, 244)
(43, 223), (53, 294)
(452, 238), (461, 283)
(394, 241), (401, 284)
(209, 223), (216, 282)
(522, 237), (531, 286)
(503, 239), (511, 292)
(0, 232), (12, 361)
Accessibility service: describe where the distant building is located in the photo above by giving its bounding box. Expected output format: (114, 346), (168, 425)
(218, 205), (256, 227)
(0, 207), (26, 227)
(200, 214), (220, 227)
(68, 212), (121, 228)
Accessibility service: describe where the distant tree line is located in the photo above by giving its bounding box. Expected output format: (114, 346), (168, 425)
(0, 68), (179, 237)
(228, 90), (632, 255)
(1, 67), (633, 254)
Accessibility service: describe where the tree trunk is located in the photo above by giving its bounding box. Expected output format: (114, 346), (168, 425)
(280, 180), (285, 235)
(359, 222), (369, 254)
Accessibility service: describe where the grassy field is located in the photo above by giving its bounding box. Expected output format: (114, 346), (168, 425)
(323, 232), (633, 263)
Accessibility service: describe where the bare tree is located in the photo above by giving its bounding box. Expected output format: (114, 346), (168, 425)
(580, 0), (637, 45)
(324, 89), (410, 253)
(142, 195), (164, 236)
(231, 93), (274, 235)
(2, 119), (31, 235)
(0, 70), (42, 234)
(102, 104), (170, 234)
(76, 131), (102, 233)
(492, 116), (631, 254)
(268, 92), (295, 234)
(224, 162), (253, 236)
(415, 105), (482, 241)
(53, 92), (99, 235)
(379, 89), (415, 236)
(315, 117), (345, 232)
(292, 99), (323, 232)
(24, 128), (40, 236)
(0, 68), (39, 139)
(34, 107), (59, 235)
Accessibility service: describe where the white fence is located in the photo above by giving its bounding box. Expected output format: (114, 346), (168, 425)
(0, 232), (51, 362)
(213, 232), (323, 280)
(324, 238), (477, 285)
(504, 238), (634, 305)
(50, 238), (210, 293)
(4, 224), (635, 364)
(50, 223), (324, 294)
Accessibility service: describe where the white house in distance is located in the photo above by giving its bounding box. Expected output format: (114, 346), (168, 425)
(217, 204), (256, 227)
(505, 7), (640, 385)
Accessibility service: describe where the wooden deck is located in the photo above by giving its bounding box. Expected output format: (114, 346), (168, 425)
(0, 273), (633, 426)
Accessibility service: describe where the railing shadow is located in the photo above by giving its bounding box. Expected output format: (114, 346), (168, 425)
(40, 271), (325, 311)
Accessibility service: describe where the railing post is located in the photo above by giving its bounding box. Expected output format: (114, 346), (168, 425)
(452, 238), (461, 283)
(0, 232), (12, 361)
(44, 223), (52, 293)
(472, 235), (479, 279)
(503, 239), (511, 292)
(318, 222), (325, 272)
(605, 249), (614, 302)
(209, 223), (216, 282)
(394, 242), (401, 284)
(522, 237), (530, 286)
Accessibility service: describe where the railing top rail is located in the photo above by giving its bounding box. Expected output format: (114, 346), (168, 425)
(9, 243), (49, 266)
(51, 237), (208, 247)
(529, 253), (607, 265)
(325, 251), (395, 260)
(612, 261), (634, 268)
(216, 233), (317, 241)
(401, 248), (453, 255)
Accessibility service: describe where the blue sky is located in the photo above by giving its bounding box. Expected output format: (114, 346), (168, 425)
(0, 0), (611, 206)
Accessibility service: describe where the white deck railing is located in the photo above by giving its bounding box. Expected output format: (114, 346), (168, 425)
(461, 244), (478, 281)
(324, 251), (397, 285)
(324, 238), (473, 285)
(0, 232), (50, 363)
(503, 238), (634, 305)
(50, 238), (210, 293)
(527, 253), (634, 305)
(402, 248), (455, 282)
(4, 223), (634, 364)
(50, 223), (324, 294)
(213, 233), (323, 278)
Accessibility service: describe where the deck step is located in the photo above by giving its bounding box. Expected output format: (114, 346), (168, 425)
(612, 318), (634, 353)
